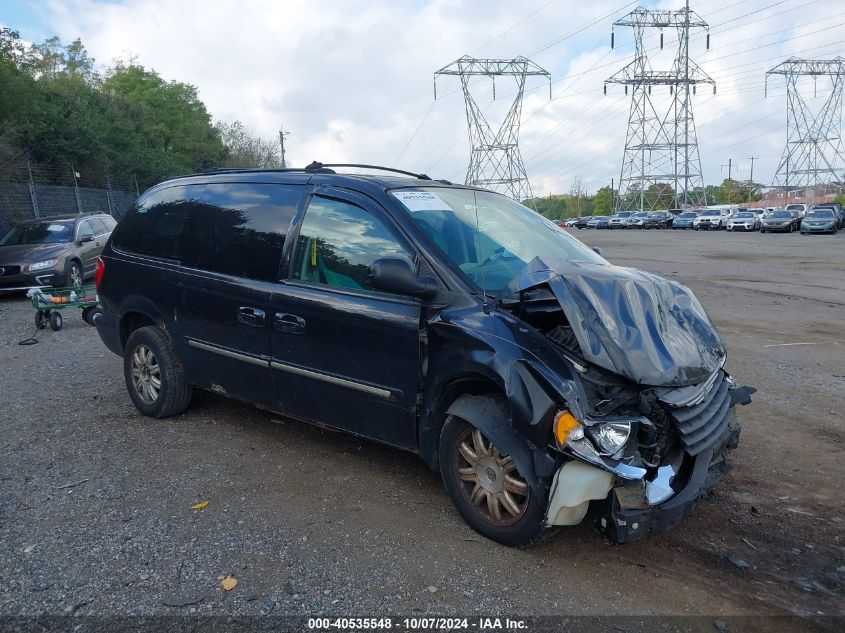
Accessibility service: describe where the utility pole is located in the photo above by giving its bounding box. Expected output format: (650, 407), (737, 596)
(606, 4), (714, 211)
(721, 158), (736, 203)
(721, 158), (733, 182)
(747, 156), (758, 203)
(435, 56), (551, 201)
(279, 126), (290, 168)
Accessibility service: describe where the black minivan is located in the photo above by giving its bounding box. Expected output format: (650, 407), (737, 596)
(95, 164), (753, 546)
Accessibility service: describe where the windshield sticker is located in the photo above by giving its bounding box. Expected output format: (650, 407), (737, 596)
(46, 224), (67, 232)
(391, 191), (453, 212)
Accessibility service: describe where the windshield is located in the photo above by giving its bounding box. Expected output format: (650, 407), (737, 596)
(615, 211), (633, 218)
(786, 205), (804, 211)
(807, 209), (834, 218)
(700, 210), (719, 217)
(634, 212), (648, 218)
(0, 221), (74, 245)
(735, 212), (754, 218)
(770, 211), (791, 218)
(390, 188), (606, 294)
(680, 212), (697, 218)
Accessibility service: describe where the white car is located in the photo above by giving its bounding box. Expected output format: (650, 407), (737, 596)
(727, 211), (761, 232)
(694, 209), (732, 230)
(609, 211), (634, 229)
(627, 211), (649, 229)
(786, 203), (809, 218)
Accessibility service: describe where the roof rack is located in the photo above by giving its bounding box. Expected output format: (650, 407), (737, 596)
(307, 163), (432, 180)
(198, 162), (431, 180)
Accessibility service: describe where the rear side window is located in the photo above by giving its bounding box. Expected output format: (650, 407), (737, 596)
(110, 187), (189, 259)
(111, 183), (301, 281)
(180, 183), (301, 282)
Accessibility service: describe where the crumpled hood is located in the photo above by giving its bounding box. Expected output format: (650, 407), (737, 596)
(498, 257), (726, 387)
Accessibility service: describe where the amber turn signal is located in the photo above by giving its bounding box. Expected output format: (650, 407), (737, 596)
(553, 410), (583, 446)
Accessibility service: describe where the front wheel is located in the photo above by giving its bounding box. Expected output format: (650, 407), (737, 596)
(440, 411), (546, 547)
(124, 326), (193, 418)
(49, 311), (63, 331)
(64, 261), (82, 288)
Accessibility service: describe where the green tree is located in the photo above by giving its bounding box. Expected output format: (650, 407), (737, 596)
(592, 186), (613, 214)
(715, 178), (762, 204)
(102, 62), (225, 185)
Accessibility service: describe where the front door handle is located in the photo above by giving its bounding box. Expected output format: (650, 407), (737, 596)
(238, 307), (266, 327)
(275, 312), (306, 334)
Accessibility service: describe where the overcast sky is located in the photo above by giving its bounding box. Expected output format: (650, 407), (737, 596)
(2, 0), (843, 195)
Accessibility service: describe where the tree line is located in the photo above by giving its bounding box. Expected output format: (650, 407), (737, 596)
(0, 29), (279, 190)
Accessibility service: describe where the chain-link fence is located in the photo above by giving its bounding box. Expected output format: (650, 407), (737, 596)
(0, 156), (140, 234)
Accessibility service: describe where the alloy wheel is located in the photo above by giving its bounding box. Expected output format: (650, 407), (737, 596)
(454, 427), (530, 526)
(70, 264), (82, 286)
(130, 344), (161, 404)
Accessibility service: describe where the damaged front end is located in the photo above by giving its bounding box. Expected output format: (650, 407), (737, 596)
(498, 257), (755, 542)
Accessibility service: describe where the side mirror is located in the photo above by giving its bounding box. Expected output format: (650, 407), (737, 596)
(369, 258), (438, 299)
(78, 234), (94, 243)
(592, 247), (604, 256)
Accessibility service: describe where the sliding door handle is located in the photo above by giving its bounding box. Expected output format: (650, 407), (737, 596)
(238, 307), (266, 327)
(275, 312), (306, 334)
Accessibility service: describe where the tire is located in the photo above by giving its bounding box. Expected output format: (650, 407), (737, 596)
(64, 260), (83, 288)
(123, 326), (192, 418)
(82, 306), (103, 326)
(34, 311), (48, 329)
(49, 311), (63, 331)
(439, 408), (546, 547)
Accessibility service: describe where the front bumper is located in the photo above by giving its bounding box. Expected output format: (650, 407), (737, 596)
(598, 417), (740, 543)
(762, 223), (792, 232)
(802, 224), (834, 233)
(0, 268), (63, 292)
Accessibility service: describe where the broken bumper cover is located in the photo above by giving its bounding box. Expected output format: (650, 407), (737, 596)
(599, 415), (741, 543)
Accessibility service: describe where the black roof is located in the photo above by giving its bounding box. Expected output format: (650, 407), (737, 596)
(152, 163), (473, 199)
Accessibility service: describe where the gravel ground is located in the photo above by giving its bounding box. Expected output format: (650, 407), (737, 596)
(0, 229), (843, 627)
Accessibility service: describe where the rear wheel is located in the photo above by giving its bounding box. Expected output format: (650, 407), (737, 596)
(34, 311), (48, 329)
(124, 326), (192, 418)
(440, 412), (546, 547)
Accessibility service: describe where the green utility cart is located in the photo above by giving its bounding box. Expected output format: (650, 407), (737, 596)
(29, 285), (101, 331)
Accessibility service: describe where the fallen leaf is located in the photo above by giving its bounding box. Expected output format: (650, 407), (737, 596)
(190, 501), (209, 511)
(220, 576), (237, 591)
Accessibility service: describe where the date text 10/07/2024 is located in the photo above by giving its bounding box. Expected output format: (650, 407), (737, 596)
(307, 617), (528, 630)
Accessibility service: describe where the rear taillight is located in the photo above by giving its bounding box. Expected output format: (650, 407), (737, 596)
(95, 257), (105, 291)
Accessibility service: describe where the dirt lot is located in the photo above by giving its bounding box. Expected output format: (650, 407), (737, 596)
(0, 229), (842, 626)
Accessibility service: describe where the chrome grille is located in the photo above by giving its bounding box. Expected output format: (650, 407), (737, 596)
(671, 370), (732, 456)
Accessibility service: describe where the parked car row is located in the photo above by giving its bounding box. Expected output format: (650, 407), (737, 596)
(558, 203), (843, 236)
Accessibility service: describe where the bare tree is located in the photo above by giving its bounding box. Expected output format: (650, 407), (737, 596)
(216, 120), (281, 168)
(570, 177), (585, 214)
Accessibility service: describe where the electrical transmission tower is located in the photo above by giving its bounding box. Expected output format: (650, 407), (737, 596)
(766, 57), (845, 193)
(434, 56), (550, 201)
(605, 2), (714, 211)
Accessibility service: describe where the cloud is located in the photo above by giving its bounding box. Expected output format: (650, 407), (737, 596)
(26, 0), (845, 195)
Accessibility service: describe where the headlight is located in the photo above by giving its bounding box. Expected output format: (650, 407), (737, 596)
(587, 422), (632, 456)
(28, 259), (58, 272)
